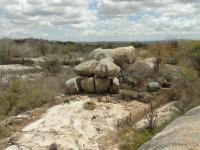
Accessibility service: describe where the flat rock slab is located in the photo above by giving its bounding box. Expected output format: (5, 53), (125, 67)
(0, 64), (40, 75)
(5, 96), (148, 150)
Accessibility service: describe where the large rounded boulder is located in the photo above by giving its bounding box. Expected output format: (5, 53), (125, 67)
(74, 60), (97, 76)
(89, 46), (138, 65)
(128, 57), (155, 79)
(138, 105), (200, 150)
(95, 78), (110, 94)
(66, 77), (82, 94)
(81, 77), (95, 94)
(94, 58), (121, 77)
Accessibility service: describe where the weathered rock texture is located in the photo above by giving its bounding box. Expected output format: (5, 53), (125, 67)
(89, 46), (137, 65)
(128, 57), (155, 78)
(138, 105), (200, 150)
(95, 78), (110, 94)
(136, 101), (180, 130)
(81, 77), (96, 94)
(66, 77), (82, 94)
(94, 58), (121, 77)
(5, 96), (148, 150)
(74, 60), (97, 76)
(110, 77), (120, 94)
(67, 58), (121, 94)
(147, 82), (161, 92)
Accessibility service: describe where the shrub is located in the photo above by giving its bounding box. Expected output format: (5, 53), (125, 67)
(42, 56), (62, 74)
(192, 44), (200, 75)
(0, 76), (63, 118)
(120, 129), (152, 150)
(83, 101), (96, 110)
(63, 59), (81, 66)
(145, 102), (157, 132)
(120, 121), (169, 150)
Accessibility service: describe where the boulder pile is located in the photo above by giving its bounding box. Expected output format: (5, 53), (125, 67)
(66, 58), (121, 94)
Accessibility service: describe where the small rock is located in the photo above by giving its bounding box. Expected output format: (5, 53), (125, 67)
(166, 56), (178, 65)
(147, 82), (161, 92)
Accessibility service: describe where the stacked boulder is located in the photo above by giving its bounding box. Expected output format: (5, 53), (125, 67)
(66, 58), (121, 94)
(89, 46), (138, 65)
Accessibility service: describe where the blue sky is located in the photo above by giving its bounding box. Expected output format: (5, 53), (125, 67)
(0, 0), (199, 41)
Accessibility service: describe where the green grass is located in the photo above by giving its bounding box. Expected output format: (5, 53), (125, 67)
(120, 129), (152, 150)
(120, 122), (169, 150)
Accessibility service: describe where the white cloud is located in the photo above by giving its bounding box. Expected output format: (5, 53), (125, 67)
(0, 0), (199, 41)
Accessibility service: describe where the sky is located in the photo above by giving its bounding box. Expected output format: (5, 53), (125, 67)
(0, 0), (199, 41)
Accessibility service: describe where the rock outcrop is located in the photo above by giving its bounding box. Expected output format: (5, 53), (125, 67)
(66, 77), (82, 94)
(128, 57), (155, 78)
(5, 96), (148, 150)
(94, 58), (121, 77)
(66, 58), (121, 94)
(81, 77), (96, 94)
(138, 105), (200, 150)
(74, 60), (98, 76)
(136, 101), (181, 130)
(89, 46), (138, 65)
(95, 78), (110, 94)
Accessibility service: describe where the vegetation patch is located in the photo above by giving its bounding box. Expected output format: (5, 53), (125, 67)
(120, 119), (170, 150)
(83, 101), (96, 110)
(42, 56), (62, 74)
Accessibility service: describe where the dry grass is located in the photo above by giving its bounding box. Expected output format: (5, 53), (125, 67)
(0, 69), (74, 120)
(83, 101), (96, 110)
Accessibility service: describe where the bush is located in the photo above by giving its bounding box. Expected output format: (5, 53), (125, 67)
(42, 56), (62, 74)
(120, 121), (169, 150)
(63, 59), (81, 66)
(120, 129), (152, 150)
(192, 44), (200, 75)
(0, 77), (62, 118)
(83, 101), (96, 110)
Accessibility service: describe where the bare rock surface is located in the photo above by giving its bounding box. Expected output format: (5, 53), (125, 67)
(5, 96), (148, 150)
(66, 77), (82, 94)
(81, 77), (96, 94)
(128, 57), (155, 78)
(94, 58), (121, 77)
(74, 60), (98, 76)
(95, 78), (110, 94)
(138, 104), (200, 150)
(89, 46), (137, 65)
(136, 101), (181, 130)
